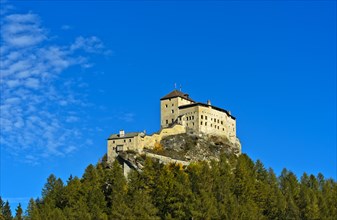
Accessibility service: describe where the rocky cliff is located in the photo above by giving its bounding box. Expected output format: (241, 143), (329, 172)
(118, 133), (241, 170)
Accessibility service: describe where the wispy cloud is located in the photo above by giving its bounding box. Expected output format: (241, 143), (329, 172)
(0, 8), (108, 164)
(118, 112), (135, 123)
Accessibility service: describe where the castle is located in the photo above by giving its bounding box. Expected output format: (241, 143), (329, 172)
(107, 90), (239, 163)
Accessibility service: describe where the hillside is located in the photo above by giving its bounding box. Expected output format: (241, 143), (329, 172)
(118, 133), (241, 172)
(1, 151), (336, 220)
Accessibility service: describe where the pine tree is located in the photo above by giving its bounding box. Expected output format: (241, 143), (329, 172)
(13, 151), (337, 220)
(82, 164), (107, 218)
(25, 198), (41, 220)
(42, 174), (65, 208)
(298, 173), (320, 219)
(213, 154), (238, 220)
(279, 168), (300, 219)
(14, 204), (23, 220)
(0, 197), (5, 220)
(127, 170), (159, 219)
(322, 178), (337, 218)
(104, 160), (132, 219)
(188, 161), (219, 219)
(2, 201), (12, 220)
(232, 154), (260, 219)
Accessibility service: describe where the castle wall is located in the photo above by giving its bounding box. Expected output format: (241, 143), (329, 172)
(160, 97), (194, 128)
(144, 152), (190, 166)
(142, 124), (186, 148)
(178, 106), (200, 133)
(107, 135), (143, 163)
(107, 125), (186, 163)
(179, 105), (236, 142)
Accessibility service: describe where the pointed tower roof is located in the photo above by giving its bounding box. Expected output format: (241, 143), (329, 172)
(160, 90), (195, 102)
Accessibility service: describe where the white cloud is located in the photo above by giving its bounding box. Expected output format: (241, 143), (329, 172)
(0, 9), (109, 164)
(70, 36), (103, 52)
(2, 13), (46, 47)
(118, 112), (135, 122)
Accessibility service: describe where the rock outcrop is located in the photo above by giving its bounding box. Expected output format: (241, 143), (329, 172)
(117, 133), (241, 173)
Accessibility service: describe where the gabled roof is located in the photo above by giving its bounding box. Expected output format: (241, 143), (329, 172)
(160, 90), (195, 102)
(107, 132), (145, 140)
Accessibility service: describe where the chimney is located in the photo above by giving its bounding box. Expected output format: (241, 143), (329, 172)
(207, 100), (211, 105)
(119, 130), (125, 137)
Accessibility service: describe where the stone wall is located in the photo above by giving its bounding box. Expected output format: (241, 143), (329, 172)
(107, 125), (186, 163)
(107, 134), (144, 163)
(160, 97), (194, 128)
(179, 105), (236, 143)
(144, 152), (190, 166)
(142, 124), (186, 148)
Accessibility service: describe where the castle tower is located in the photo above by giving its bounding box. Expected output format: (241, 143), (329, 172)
(160, 90), (195, 128)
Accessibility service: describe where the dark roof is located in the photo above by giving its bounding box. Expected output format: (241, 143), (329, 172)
(178, 102), (236, 120)
(107, 132), (145, 140)
(160, 90), (195, 102)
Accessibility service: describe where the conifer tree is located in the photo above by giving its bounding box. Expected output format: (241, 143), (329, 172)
(18, 152), (337, 220)
(279, 168), (300, 219)
(127, 170), (159, 219)
(104, 160), (132, 219)
(2, 201), (12, 220)
(14, 203), (23, 220)
(188, 161), (219, 219)
(233, 154), (260, 219)
(0, 197), (5, 220)
(41, 174), (65, 208)
(25, 198), (41, 220)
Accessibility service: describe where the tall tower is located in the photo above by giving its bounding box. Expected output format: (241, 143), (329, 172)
(160, 90), (195, 128)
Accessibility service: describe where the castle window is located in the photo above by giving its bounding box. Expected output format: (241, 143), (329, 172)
(218, 126), (220, 129)
(192, 116), (194, 120)
(172, 119), (174, 123)
(172, 104), (174, 106)
(124, 140), (126, 143)
(201, 115), (203, 119)
(171, 110), (174, 113)
(211, 124), (212, 127)
(221, 121), (223, 125)
(116, 145), (123, 152)
(214, 118), (216, 122)
(165, 104), (168, 108)
(205, 122), (207, 126)
(200, 121), (203, 125)
(217, 119), (219, 123)
(166, 120), (168, 124)
(223, 128), (225, 131)
(205, 116), (208, 120)
(113, 141), (115, 144)
(129, 139), (132, 142)
(192, 122), (194, 126)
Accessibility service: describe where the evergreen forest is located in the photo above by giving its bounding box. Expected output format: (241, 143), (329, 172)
(1, 153), (336, 220)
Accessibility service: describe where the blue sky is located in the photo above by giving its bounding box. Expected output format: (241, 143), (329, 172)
(1, 0), (336, 212)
